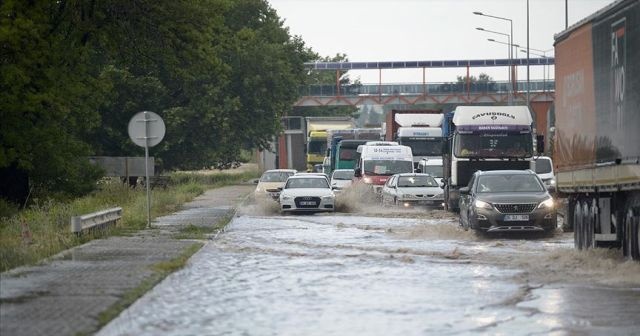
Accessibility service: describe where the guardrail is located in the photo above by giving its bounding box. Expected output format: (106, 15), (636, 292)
(70, 207), (123, 234)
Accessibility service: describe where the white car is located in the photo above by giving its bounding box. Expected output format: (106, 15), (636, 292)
(254, 169), (297, 201)
(330, 169), (354, 192)
(535, 156), (556, 190)
(279, 175), (336, 213)
(381, 173), (444, 207)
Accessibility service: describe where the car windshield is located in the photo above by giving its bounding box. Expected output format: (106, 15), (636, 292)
(363, 160), (413, 176)
(420, 165), (443, 178)
(260, 171), (294, 182)
(535, 158), (552, 174)
(397, 175), (438, 187)
(285, 178), (329, 189)
(332, 170), (354, 180)
(476, 174), (544, 193)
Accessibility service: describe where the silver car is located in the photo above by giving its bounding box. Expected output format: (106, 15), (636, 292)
(381, 173), (444, 207)
(458, 170), (557, 235)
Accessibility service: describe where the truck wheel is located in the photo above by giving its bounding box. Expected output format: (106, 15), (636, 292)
(563, 197), (575, 232)
(585, 199), (596, 249)
(574, 201), (584, 250)
(624, 206), (640, 261)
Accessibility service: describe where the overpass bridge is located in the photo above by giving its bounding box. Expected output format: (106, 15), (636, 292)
(295, 57), (555, 107)
(295, 79), (554, 106)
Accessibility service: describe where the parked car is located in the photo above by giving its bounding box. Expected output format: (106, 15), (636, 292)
(535, 156), (556, 191)
(279, 175), (336, 213)
(330, 169), (355, 192)
(458, 170), (556, 235)
(254, 169), (297, 201)
(381, 173), (444, 207)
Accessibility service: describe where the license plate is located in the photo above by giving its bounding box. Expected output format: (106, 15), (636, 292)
(300, 201), (316, 206)
(504, 214), (530, 221)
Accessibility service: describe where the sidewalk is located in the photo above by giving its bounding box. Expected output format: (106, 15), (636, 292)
(0, 184), (254, 336)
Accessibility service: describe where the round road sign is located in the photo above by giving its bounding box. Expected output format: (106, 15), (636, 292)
(128, 111), (165, 147)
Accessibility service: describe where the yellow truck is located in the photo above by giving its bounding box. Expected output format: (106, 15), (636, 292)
(305, 117), (355, 172)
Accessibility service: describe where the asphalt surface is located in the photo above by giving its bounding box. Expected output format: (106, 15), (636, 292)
(0, 184), (254, 336)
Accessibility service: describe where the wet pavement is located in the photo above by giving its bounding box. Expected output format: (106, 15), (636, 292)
(97, 203), (640, 336)
(0, 184), (254, 336)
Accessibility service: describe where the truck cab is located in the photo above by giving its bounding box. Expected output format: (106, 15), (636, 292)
(443, 106), (536, 211)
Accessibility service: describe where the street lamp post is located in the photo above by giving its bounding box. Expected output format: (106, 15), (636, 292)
(477, 27), (513, 104)
(520, 49), (552, 92)
(474, 11), (514, 104)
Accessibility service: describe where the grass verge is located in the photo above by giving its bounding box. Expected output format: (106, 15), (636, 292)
(0, 169), (258, 272)
(172, 212), (235, 240)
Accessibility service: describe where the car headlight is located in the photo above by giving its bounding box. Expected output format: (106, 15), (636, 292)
(474, 200), (492, 209)
(321, 195), (334, 200)
(255, 187), (262, 193)
(537, 198), (554, 209)
(281, 195), (292, 200)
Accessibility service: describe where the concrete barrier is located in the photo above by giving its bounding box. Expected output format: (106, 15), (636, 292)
(71, 207), (122, 234)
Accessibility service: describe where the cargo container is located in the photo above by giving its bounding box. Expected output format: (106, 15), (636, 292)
(554, 0), (639, 259)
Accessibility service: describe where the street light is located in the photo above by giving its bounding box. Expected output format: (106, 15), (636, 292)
(477, 27), (513, 104)
(488, 38), (520, 49)
(474, 11), (514, 102)
(520, 49), (552, 92)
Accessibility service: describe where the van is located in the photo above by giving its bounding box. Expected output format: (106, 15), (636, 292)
(417, 157), (444, 185)
(535, 156), (555, 190)
(354, 145), (413, 193)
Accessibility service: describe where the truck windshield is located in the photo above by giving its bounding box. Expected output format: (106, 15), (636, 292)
(454, 133), (532, 158)
(308, 139), (327, 155)
(400, 138), (443, 156)
(363, 160), (413, 176)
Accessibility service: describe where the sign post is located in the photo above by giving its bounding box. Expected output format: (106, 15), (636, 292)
(128, 111), (165, 228)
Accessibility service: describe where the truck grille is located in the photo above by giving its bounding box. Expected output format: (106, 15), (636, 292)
(494, 203), (537, 214)
(456, 161), (530, 186)
(294, 196), (321, 208)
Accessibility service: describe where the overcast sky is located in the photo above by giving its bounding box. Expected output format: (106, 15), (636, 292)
(268, 0), (615, 83)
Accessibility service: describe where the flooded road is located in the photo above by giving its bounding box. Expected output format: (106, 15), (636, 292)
(98, 202), (640, 335)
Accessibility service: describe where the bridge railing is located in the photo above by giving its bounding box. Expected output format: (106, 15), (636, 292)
(299, 80), (555, 97)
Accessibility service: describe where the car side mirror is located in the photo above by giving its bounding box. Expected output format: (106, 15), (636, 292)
(354, 168), (362, 177)
(439, 182), (445, 189)
(546, 185), (556, 194)
(459, 187), (470, 195)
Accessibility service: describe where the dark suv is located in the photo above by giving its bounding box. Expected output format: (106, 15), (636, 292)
(458, 170), (556, 235)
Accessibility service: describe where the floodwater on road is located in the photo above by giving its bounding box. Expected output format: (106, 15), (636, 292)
(98, 201), (640, 336)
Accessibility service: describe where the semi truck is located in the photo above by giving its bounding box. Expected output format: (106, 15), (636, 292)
(553, 0), (639, 259)
(323, 128), (381, 176)
(442, 105), (538, 212)
(384, 109), (444, 168)
(305, 117), (355, 172)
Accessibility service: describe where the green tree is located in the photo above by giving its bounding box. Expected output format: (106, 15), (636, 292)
(0, 0), (103, 199)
